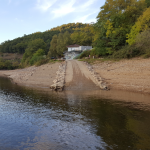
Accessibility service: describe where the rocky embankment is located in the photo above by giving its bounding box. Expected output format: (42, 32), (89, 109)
(85, 62), (108, 90)
(50, 62), (66, 91)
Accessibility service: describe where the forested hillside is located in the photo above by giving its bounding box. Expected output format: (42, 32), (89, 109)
(0, 23), (88, 54)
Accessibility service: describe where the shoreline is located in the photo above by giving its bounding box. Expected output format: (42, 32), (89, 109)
(0, 58), (150, 95)
(0, 62), (61, 88)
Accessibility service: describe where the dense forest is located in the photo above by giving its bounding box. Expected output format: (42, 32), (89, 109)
(0, 0), (150, 68)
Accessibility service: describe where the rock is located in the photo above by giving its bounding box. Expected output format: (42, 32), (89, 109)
(85, 62), (109, 90)
(50, 62), (66, 91)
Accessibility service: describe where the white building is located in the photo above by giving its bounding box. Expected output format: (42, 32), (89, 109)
(67, 44), (92, 52)
(64, 44), (92, 60)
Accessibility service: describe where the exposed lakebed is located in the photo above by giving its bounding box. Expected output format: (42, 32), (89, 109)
(0, 77), (150, 150)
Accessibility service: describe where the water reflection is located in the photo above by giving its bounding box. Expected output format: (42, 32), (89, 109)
(0, 77), (150, 150)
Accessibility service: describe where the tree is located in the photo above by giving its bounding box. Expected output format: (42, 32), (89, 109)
(48, 35), (58, 57)
(63, 31), (72, 49)
(56, 31), (72, 55)
(25, 39), (46, 56)
(56, 33), (64, 56)
(22, 39), (46, 65)
(145, 0), (150, 8)
(93, 0), (146, 55)
(29, 49), (45, 65)
(14, 42), (27, 54)
(71, 24), (93, 46)
(126, 7), (150, 45)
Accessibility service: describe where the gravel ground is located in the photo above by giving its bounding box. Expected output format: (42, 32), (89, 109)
(0, 62), (61, 88)
(92, 58), (150, 94)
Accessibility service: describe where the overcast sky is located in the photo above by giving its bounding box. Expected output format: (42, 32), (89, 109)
(0, 0), (105, 44)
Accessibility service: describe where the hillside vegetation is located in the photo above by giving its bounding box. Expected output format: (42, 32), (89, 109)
(0, 23), (87, 54)
(0, 0), (150, 69)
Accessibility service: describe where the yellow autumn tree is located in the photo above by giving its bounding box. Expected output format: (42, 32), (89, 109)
(126, 7), (150, 45)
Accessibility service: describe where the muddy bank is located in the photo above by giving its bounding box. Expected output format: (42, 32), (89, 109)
(92, 58), (150, 94)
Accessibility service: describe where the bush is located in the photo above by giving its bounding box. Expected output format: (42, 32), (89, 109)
(0, 58), (20, 70)
(78, 50), (91, 59)
(112, 45), (142, 59)
(30, 55), (44, 65)
(29, 49), (45, 65)
(90, 48), (97, 56)
(35, 58), (49, 66)
(135, 29), (150, 56)
(112, 29), (150, 59)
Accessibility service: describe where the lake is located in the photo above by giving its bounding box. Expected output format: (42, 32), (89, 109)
(0, 77), (150, 150)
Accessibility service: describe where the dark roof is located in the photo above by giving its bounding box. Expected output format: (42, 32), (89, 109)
(66, 44), (80, 48)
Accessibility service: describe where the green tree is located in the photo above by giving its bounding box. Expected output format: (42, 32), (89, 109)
(22, 39), (46, 65)
(126, 7), (150, 45)
(94, 0), (146, 55)
(30, 49), (45, 65)
(56, 33), (64, 56)
(25, 39), (46, 56)
(71, 25), (93, 46)
(145, 0), (150, 8)
(48, 35), (58, 58)
(63, 31), (72, 49)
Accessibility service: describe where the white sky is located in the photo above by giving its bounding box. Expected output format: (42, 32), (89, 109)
(0, 0), (105, 44)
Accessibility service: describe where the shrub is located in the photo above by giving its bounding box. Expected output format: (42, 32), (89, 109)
(29, 49), (45, 65)
(113, 29), (150, 59)
(0, 58), (20, 70)
(78, 50), (91, 59)
(90, 48), (97, 56)
(30, 55), (44, 65)
(112, 45), (141, 59)
(135, 29), (150, 56)
(35, 58), (49, 66)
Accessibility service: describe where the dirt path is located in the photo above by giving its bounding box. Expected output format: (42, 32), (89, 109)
(65, 60), (99, 91)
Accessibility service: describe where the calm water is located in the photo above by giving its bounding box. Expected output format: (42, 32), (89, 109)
(0, 77), (150, 150)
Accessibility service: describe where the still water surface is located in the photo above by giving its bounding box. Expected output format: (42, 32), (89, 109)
(0, 77), (150, 150)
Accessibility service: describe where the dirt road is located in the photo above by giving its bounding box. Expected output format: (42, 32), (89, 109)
(65, 60), (99, 91)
